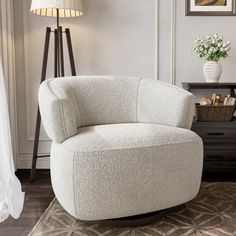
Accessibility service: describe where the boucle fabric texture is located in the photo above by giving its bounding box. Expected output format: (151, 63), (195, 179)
(137, 80), (195, 130)
(39, 76), (195, 143)
(62, 123), (200, 152)
(50, 123), (203, 221)
(38, 76), (203, 221)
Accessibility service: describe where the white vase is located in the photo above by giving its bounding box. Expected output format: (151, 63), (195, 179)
(203, 61), (222, 83)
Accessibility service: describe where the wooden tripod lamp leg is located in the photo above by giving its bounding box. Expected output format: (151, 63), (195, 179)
(31, 27), (51, 181)
(59, 26), (65, 77)
(65, 28), (77, 76)
(54, 29), (58, 78)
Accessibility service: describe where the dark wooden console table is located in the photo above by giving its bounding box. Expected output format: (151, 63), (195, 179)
(182, 82), (236, 175)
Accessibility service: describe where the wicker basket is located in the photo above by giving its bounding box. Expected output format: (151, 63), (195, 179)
(196, 103), (236, 122)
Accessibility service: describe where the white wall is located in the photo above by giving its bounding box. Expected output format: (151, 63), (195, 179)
(14, 0), (236, 169)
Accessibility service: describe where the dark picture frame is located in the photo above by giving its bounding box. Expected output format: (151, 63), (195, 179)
(186, 0), (236, 16)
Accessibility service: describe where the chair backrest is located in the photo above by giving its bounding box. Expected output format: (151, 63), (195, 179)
(48, 76), (142, 128)
(39, 75), (195, 143)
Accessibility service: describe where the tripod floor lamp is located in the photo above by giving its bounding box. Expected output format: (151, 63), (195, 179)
(30, 0), (84, 181)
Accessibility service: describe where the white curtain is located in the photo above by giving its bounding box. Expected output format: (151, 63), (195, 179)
(0, 0), (24, 223)
(0, 59), (24, 223)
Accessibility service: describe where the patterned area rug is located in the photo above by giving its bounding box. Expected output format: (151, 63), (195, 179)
(29, 182), (236, 236)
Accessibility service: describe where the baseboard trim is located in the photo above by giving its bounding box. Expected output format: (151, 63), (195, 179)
(16, 169), (50, 180)
(203, 172), (236, 182)
(17, 155), (50, 169)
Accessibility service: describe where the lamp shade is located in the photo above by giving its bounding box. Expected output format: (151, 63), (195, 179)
(30, 0), (84, 18)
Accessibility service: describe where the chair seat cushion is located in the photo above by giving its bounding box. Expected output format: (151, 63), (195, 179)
(51, 123), (203, 221)
(63, 123), (200, 153)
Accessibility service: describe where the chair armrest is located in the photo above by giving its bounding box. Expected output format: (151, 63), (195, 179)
(137, 79), (195, 129)
(38, 79), (78, 143)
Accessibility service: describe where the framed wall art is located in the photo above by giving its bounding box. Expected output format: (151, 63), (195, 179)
(186, 0), (236, 16)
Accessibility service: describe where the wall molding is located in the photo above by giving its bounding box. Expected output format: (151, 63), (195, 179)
(171, 0), (177, 85)
(155, 0), (159, 80)
(0, 0), (19, 168)
(22, 0), (31, 141)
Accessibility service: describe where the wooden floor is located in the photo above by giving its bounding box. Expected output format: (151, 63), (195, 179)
(0, 173), (54, 236)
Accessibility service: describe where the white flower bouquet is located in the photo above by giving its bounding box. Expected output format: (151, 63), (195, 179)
(192, 34), (231, 62)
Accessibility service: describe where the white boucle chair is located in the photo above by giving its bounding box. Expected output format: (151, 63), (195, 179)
(38, 76), (203, 221)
